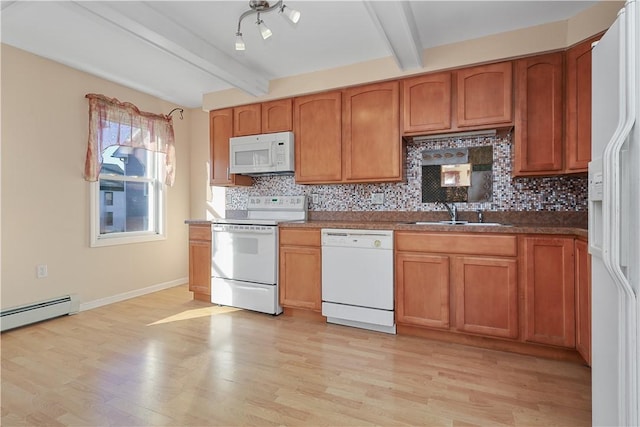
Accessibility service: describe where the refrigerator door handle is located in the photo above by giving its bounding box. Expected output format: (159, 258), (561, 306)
(601, 4), (638, 425)
(601, 5), (636, 299)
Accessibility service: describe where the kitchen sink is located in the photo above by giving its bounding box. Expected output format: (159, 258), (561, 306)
(411, 221), (508, 226)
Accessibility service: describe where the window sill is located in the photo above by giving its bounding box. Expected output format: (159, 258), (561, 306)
(90, 232), (166, 248)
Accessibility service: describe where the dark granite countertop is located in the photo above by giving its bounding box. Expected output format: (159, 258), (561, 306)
(184, 219), (214, 225)
(278, 220), (587, 238)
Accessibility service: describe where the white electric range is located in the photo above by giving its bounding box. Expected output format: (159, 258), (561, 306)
(211, 195), (307, 315)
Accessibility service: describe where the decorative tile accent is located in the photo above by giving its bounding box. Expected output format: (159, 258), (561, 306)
(225, 133), (587, 213)
(422, 148), (468, 165)
(469, 170), (493, 202)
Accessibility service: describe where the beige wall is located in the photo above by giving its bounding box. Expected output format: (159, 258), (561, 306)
(1, 44), (192, 310)
(188, 110), (227, 221)
(202, 1), (623, 111)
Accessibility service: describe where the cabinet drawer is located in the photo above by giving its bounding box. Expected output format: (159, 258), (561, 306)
(279, 228), (320, 246)
(396, 232), (517, 257)
(189, 224), (211, 241)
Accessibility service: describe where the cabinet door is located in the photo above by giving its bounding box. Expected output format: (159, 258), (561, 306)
(452, 256), (518, 338)
(262, 98), (292, 133)
(279, 246), (321, 310)
(566, 37), (597, 173)
(189, 239), (211, 300)
(343, 81), (402, 182)
(293, 91), (342, 183)
(396, 252), (450, 329)
(210, 109), (252, 187)
(523, 237), (575, 347)
(513, 52), (564, 176)
(456, 62), (513, 127)
(402, 72), (452, 134)
(575, 238), (591, 365)
(233, 104), (261, 136)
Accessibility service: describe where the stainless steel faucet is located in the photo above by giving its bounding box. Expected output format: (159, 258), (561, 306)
(438, 202), (457, 222)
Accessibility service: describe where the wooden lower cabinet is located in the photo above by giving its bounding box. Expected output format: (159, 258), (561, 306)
(188, 224), (211, 302)
(522, 236), (576, 348)
(575, 238), (591, 365)
(453, 256), (519, 338)
(395, 232), (518, 340)
(279, 228), (321, 311)
(395, 252), (450, 329)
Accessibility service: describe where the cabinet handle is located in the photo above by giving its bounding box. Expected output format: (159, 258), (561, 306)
(226, 167), (230, 180)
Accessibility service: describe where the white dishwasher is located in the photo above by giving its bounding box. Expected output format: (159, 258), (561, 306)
(321, 229), (395, 334)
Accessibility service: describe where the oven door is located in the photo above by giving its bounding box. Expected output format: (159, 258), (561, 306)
(211, 224), (277, 284)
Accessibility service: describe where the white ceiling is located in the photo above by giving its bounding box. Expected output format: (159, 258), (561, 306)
(1, 1), (597, 108)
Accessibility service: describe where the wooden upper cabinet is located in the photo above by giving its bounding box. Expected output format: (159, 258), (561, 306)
(209, 109), (252, 187)
(293, 91), (342, 183)
(513, 52), (564, 176)
(233, 104), (262, 136)
(566, 36), (598, 173)
(262, 98), (293, 133)
(522, 236), (576, 348)
(456, 62), (513, 127)
(343, 81), (402, 183)
(233, 100), (292, 136)
(402, 72), (452, 134)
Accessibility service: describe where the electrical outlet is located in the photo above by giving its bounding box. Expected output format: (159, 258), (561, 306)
(312, 193), (319, 204)
(371, 193), (384, 205)
(36, 264), (48, 279)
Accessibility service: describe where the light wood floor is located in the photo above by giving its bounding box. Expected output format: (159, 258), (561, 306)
(1, 284), (591, 426)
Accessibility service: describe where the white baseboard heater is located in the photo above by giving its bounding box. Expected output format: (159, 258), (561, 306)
(1, 295), (80, 332)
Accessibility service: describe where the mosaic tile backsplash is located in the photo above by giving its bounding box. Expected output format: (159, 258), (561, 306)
(225, 133), (588, 212)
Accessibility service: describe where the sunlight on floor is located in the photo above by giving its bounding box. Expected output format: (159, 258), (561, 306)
(147, 305), (241, 326)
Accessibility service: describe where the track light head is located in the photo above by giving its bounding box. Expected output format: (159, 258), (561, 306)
(235, 32), (245, 51)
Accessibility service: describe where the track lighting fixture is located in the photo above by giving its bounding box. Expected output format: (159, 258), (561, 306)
(235, 0), (301, 51)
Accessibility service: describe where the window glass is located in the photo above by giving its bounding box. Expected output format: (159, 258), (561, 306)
(91, 133), (166, 247)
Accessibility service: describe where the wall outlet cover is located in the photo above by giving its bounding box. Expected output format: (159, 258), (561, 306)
(36, 264), (48, 278)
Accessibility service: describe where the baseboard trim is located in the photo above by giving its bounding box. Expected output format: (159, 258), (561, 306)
(79, 277), (188, 312)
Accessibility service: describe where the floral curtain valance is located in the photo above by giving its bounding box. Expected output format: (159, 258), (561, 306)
(84, 93), (176, 186)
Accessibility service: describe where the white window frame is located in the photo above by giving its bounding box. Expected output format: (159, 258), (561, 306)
(89, 150), (167, 248)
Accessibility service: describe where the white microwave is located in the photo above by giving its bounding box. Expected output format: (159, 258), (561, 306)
(229, 131), (295, 175)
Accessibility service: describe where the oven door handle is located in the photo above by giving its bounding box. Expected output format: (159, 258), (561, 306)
(235, 285), (270, 292)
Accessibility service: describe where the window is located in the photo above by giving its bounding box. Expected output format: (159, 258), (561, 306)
(90, 136), (167, 247)
(84, 94), (176, 247)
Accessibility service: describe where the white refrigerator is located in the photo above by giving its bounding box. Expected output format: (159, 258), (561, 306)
(589, 0), (639, 425)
